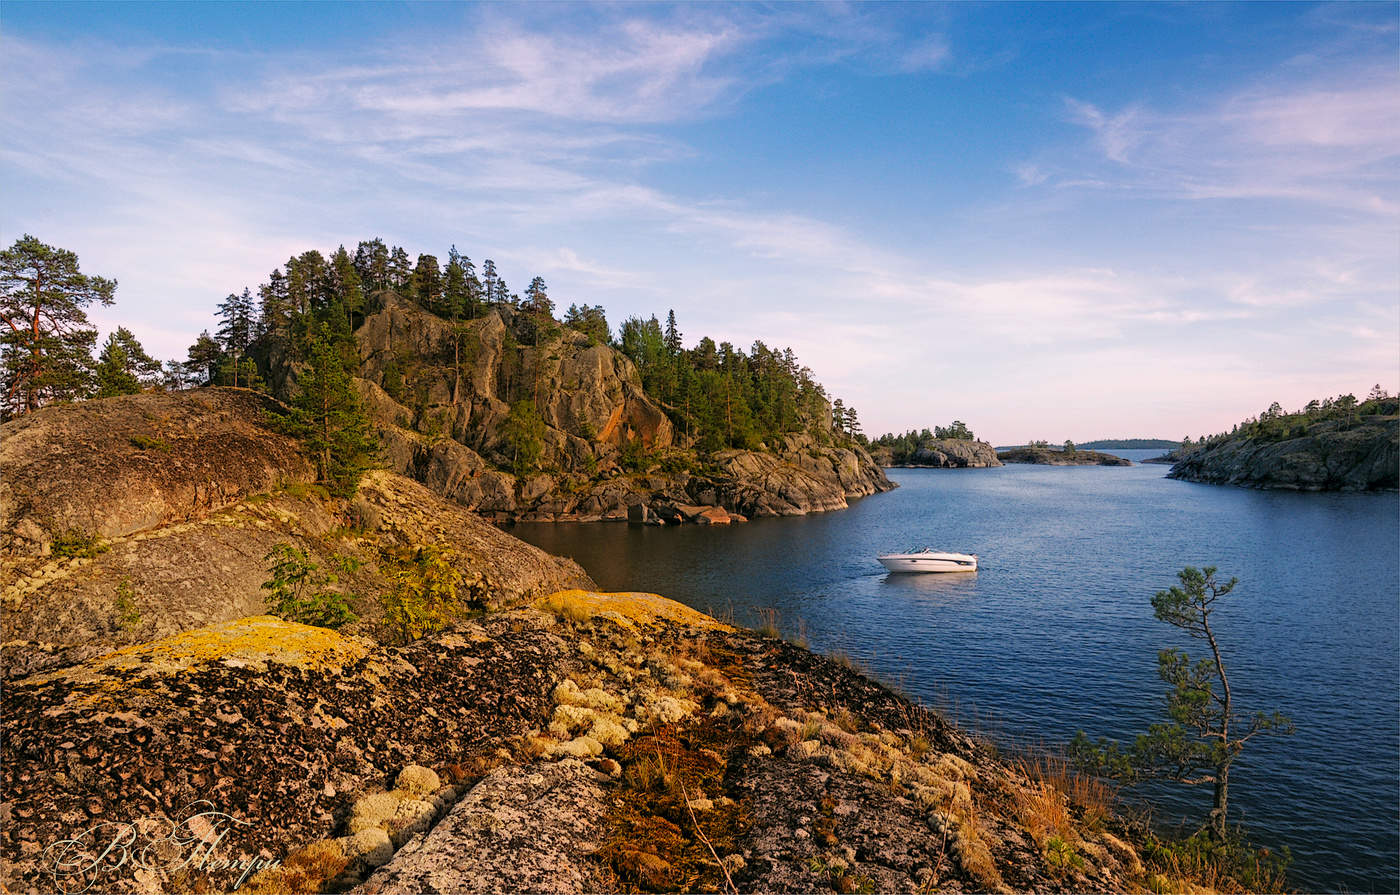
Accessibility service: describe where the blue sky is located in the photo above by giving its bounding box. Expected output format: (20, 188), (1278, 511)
(3, 2), (1396, 443)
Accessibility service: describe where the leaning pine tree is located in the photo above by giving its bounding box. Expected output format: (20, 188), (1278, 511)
(1070, 566), (1294, 840)
(274, 324), (379, 497)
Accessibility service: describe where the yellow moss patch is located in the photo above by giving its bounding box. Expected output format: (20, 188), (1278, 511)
(537, 590), (732, 631)
(21, 616), (371, 687)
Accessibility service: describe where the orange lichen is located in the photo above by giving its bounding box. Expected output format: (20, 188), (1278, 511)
(20, 616), (371, 688)
(536, 590), (731, 632)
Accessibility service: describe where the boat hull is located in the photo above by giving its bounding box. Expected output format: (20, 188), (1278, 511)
(878, 553), (978, 573)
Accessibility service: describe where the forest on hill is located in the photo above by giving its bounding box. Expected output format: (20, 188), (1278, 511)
(2, 235), (865, 461)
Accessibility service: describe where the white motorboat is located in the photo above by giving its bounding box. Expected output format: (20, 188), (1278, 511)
(878, 547), (978, 573)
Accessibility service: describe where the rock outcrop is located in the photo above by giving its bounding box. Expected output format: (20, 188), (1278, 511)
(0, 391), (592, 676)
(870, 438), (1002, 468)
(0, 389), (314, 556)
(997, 447), (1132, 466)
(1167, 416), (1399, 491)
(349, 297), (894, 522)
(3, 592), (1163, 895)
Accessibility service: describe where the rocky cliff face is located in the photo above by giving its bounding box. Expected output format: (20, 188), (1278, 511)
(870, 438), (1002, 468)
(1168, 416), (1399, 491)
(0, 391), (592, 676)
(997, 447), (1132, 466)
(350, 297), (893, 522)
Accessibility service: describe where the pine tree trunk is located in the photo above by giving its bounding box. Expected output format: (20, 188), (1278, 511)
(1210, 765), (1230, 839)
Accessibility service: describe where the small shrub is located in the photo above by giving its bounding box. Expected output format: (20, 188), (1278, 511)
(51, 528), (107, 559)
(261, 544), (359, 629)
(1045, 835), (1084, 873)
(379, 544), (465, 644)
(755, 607), (781, 639)
(113, 578), (141, 632)
(128, 434), (170, 451)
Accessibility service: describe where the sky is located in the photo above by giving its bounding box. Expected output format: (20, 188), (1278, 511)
(3, 1), (1397, 444)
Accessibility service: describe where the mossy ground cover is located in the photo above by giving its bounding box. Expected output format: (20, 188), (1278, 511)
(600, 714), (756, 893)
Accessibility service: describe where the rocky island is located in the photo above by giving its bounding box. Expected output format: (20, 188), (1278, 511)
(3, 391), (1206, 895)
(868, 439), (1001, 469)
(1166, 393), (1398, 491)
(867, 425), (1002, 468)
(996, 447), (1131, 467)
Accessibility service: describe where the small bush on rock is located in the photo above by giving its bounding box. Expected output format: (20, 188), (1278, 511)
(261, 543), (359, 629)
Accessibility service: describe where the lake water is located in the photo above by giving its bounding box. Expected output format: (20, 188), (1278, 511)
(513, 453), (1399, 893)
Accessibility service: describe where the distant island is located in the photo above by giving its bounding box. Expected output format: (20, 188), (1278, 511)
(867, 424), (1002, 468)
(1168, 390), (1398, 491)
(998, 443), (1132, 466)
(1076, 438), (1177, 450)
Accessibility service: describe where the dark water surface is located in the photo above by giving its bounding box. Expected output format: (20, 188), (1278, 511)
(513, 454), (1399, 892)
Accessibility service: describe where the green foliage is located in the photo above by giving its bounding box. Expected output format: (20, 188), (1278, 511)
(51, 528), (108, 559)
(1189, 388), (1398, 449)
(1140, 828), (1291, 893)
(128, 434), (171, 451)
(1063, 439), (1076, 454)
(0, 235), (116, 419)
(184, 330), (223, 386)
(503, 399), (545, 476)
(261, 543), (359, 629)
(378, 544), (469, 644)
(113, 577), (142, 632)
(1070, 567), (1294, 839)
(271, 324), (380, 497)
(94, 327), (161, 398)
(1044, 835), (1084, 873)
(202, 242), (855, 463)
(214, 355), (265, 391)
(564, 303), (611, 345)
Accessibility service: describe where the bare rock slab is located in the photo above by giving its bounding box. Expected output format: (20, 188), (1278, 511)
(357, 759), (611, 894)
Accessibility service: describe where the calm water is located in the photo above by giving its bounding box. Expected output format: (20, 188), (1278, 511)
(514, 454), (1400, 893)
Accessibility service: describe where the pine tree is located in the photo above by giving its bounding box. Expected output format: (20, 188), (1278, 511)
(94, 327), (161, 398)
(0, 235), (116, 419)
(524, 276), (552, 317)
(388, 247), (412, 292)
(216, 289), (256, 387)
(412, 254), (443, 314)
(258, 269), (290, 342)
(481, 260), (498, 306)
(664, 309), (682, 355)
(443, 247), (469, 320)
(273, 324), (379, 497)
(328, 246), (364, 330)
(353, 239), (390, 295)
(184, 330), (223, 386)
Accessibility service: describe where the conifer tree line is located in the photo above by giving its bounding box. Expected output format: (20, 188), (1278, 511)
(1, 234), (866, 458)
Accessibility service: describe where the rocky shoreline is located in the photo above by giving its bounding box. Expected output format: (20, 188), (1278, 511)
(1167, 416), (1398, 491)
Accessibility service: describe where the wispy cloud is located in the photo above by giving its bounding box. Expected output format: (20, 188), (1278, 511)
(1059, 71), (1400, 215)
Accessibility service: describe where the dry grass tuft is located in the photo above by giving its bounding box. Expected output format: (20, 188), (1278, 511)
(243, 840), (348, 894)
(1016, 751), (1116, 833)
